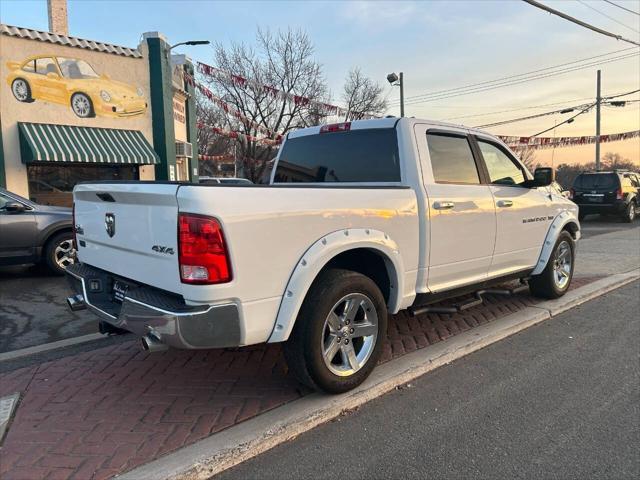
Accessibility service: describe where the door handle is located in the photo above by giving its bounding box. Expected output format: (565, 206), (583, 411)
(497, 200), (513, 208)
(434, 201), (455, 210)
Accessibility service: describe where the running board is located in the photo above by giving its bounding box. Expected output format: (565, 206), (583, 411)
(409, 281), (529, 316)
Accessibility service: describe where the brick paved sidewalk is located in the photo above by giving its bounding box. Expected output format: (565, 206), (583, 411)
(0, 278), (597, 480)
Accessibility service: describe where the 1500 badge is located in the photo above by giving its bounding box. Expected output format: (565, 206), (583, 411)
(522, 215), (554, 224)
(152, 245), (175, 255)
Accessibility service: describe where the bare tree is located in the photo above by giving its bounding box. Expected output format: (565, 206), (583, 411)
(341, 68), (388, 121)
(200, 27), (328, 182)
(517, 147), (539, 172)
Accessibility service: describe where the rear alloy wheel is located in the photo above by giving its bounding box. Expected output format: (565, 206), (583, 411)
(284, 269), (387, 394)
(45, 232), (76, 275)
(529, 231), (575, 299)
(11, 78), (33, 102)
(622, 201), (636, 223)
(71, 92), (95, 118)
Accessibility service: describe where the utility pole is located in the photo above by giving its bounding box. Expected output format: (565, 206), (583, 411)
(399, 72), (405, 118)
(595, 69), (601, 171)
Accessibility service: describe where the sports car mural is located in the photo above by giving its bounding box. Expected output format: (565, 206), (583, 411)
(6, 55), (148, 118)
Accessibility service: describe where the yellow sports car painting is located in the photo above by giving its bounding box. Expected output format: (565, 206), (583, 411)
(6, 55), (147, 118)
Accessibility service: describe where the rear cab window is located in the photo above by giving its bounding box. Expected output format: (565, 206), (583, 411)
(273, 128), (400, 183)
(573, 173), (619, 190)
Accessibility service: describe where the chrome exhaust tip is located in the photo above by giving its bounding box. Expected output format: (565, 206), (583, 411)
(140, 334), (169, 353)
(67, 294), (86, 312)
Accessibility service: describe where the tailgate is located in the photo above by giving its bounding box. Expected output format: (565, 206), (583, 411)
(73, 183), (180, 292)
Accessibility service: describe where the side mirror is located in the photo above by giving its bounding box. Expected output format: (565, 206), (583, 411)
(533, 167), (554, 187)
(4, 202), (26, 213)
(46, 72), (60, 79)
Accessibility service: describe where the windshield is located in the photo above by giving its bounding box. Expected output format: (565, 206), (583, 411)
(57, 58), (100, 79)
(274, 129), (400, 183)
(574, 173), (618, 190)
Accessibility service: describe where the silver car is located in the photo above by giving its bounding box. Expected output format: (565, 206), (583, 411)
(0, 188), (75, 274)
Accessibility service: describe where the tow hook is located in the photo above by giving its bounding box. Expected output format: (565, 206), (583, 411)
(67, 294), (86, 312)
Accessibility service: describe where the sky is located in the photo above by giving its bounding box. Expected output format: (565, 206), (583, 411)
(1, 0), (639, 166)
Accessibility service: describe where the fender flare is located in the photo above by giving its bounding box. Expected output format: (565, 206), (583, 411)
(267, 228), (404, 343)
(531, 210), (581, 276)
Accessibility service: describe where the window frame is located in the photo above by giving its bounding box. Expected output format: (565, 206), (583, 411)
(472, 136), (531, 188)
(425, 129), (489, 186)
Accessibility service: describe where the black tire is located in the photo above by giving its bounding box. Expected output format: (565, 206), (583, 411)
(44, 231), (76, 275)
(622, 201), (636, 223)
(11, 78), (34, 103)
(529, 231), (575, 299)
(284, 268), (388, 394)
(70, 92), (95, 118)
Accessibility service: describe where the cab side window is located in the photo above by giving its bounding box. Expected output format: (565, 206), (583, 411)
(426, 133), (480, 184)
(35, 58), (58, 76)
(0, 194), (9, 210)
(478, 140), (526, 186)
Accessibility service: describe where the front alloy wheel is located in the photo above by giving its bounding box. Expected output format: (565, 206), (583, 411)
(529, 230), (575, 299)
(71, 93), (94, 118)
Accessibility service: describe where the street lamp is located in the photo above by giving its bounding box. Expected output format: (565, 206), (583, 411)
(169, 40), (210, 50)
(387, 71), (404, 117)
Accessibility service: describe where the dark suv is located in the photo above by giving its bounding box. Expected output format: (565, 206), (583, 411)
(0, 188), (75, 274)
(570, 170), (640, 222)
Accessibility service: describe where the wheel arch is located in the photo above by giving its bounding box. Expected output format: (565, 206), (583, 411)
(531, 212), (580, 276)
(267, 228), (404, 343)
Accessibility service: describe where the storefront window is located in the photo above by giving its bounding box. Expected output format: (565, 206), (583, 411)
(27, 164), (139, 207)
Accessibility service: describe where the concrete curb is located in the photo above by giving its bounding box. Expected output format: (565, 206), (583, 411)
(121, 272), (639, 480)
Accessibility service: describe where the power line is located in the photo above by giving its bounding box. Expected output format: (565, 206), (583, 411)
(521, 0), (640, 46)
(531, 103), (596, 136)
(444, 97), (595, 120)
(576, 0), (640, 33)
(389, 48), (637, 105)
(472, 89), (640, 128)
(603, 0), (640, 17)
(474, 103), (592, 128)
(397, 52), (639, 107)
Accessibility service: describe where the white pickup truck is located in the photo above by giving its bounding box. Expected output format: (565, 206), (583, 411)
(67, 117), (580, 393)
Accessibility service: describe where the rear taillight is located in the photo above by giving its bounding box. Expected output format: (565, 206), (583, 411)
(616, 188), (624, 200)
(568, 188), (575, 200)
(178, 213), (232, 284)
(320, 122), (351, 133)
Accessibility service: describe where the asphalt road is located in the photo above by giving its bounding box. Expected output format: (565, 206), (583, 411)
(0, 264), (97, 353)
(579, 214), (640, 239)
(218, 281), (640, 480)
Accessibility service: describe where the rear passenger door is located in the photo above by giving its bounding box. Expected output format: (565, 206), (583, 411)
(474, 136), (553, 276)
(417, 128), (497, 292)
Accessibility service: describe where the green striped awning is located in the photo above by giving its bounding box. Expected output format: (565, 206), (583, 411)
(18, 122), (160, 165)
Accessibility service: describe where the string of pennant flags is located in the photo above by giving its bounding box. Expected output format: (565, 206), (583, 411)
(188, 64), (639, 154)
(196, 61), (367, 119)
(500, 130), (639, 151)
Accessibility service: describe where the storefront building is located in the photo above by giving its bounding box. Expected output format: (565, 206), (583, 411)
(0, 22), (198, 206)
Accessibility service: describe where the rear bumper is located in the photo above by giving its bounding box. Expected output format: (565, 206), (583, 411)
(576, 201), (626, 215)
(66, 263), (242, 349)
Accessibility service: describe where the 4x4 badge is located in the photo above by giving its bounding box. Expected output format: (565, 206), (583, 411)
(105, 213), (115, 238)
